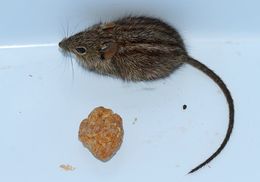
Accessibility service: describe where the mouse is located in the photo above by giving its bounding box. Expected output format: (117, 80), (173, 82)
(59, 16), (234, 174)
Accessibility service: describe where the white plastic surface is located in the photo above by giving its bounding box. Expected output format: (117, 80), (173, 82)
(0, 0), (260, 181)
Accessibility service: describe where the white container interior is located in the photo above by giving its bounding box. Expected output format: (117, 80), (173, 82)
(0, 0), (259, 181)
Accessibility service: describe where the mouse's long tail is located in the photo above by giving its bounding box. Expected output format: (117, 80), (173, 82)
(184, 57), (234, 174)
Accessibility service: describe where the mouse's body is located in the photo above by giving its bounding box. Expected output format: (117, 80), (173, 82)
(59, 16), (186, 81)
(59, 16), (234, 174)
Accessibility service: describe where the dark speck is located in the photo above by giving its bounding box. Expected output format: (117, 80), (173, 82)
(183, 104), (187, 110)
(28, 74), (32, 77)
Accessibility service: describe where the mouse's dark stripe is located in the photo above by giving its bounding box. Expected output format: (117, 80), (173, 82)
(115, 17), (173, 29)
(116, 24), (178, 35)
(184, 57), (234, 174)
(117, 32), (181, 45)
(114, 18), (185, 49)
(120, 38), (179, 45)
(126, 41), (182, 49)
(119, 44), (184, 56)
(104, 16), (185, 49)
(115, 25), (182, 44)
(116, 16), (180, 32)
(116, 16), (171, 28)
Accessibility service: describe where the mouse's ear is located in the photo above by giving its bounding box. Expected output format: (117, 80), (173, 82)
(99, 42), (118, 60)
(100, 22), (116, 31)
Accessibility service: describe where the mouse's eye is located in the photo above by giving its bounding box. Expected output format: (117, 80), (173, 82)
(75, 47), (86, 55)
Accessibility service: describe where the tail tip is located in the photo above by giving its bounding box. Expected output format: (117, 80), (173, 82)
(188, 169), (195, 174)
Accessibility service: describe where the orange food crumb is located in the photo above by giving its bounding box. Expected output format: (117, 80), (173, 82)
(78, 107), (124, 161)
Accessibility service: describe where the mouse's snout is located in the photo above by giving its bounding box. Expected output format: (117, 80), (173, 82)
(58, 41), (62, 48)
(58, 39), (65, 49)
(58, 38), (70, 52)
(59, 39), (71, 56)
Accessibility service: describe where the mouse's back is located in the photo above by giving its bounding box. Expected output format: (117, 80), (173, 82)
(113, 16), (186, 50)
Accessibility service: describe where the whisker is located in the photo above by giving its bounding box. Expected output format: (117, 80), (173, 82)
(60, 22), (66, 38)
(66, 19), (70, 37)
(69, 54), (75, 83)
(72, 21), (82, 35)
(61, 54), (68, 76)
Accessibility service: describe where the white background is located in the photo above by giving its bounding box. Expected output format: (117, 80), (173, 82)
(0, 0), (259, 181)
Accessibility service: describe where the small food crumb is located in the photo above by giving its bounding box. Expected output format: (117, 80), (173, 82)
(79, 107), (124, 162)
(182, 104), (187, 110)
(60, 164), (75, 171)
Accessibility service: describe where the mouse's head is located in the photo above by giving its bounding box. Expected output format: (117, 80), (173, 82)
(59, 22), (118, 72)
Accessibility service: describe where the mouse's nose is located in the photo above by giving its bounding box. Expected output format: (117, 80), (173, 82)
(59, 40), (64, 49)
(59, 38), (69, 50)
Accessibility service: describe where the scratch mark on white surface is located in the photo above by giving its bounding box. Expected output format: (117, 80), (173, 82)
(0, 65), (12, 70)
(0, 43), (57, 49)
